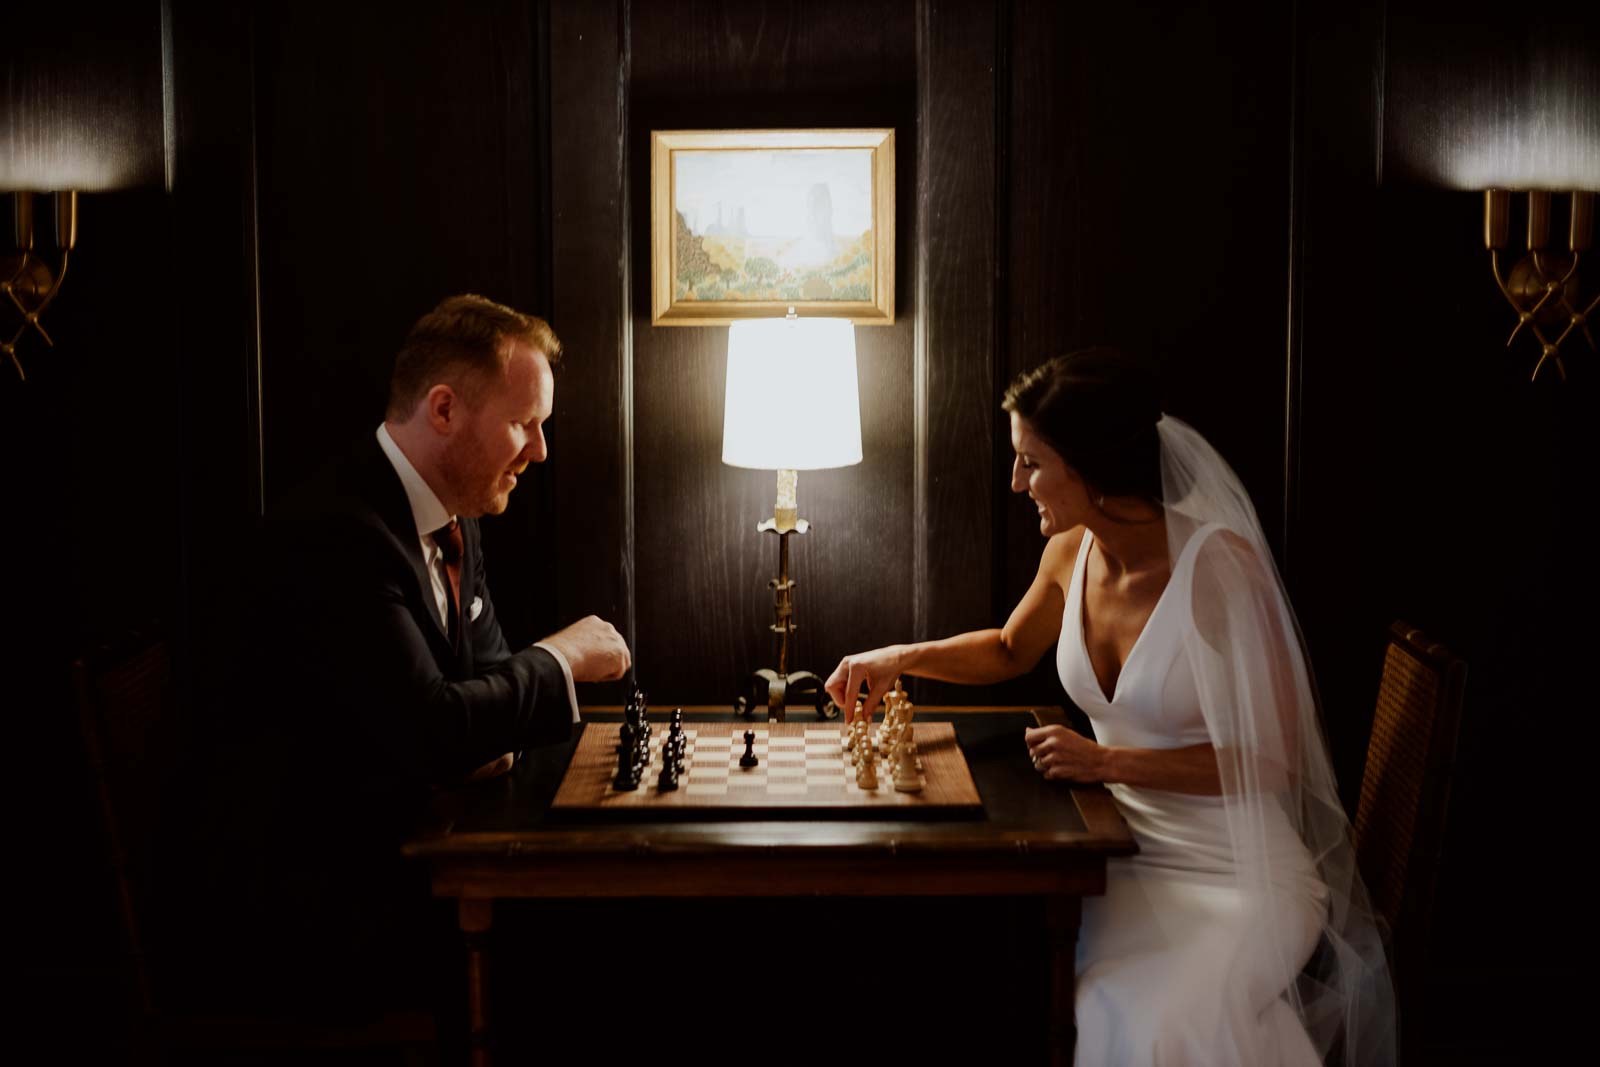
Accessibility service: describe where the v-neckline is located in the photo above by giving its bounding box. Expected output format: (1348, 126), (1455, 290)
(1077, 531), (1176, 706)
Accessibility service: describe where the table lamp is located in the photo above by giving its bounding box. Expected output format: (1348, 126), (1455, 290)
(722, 314), (862, 720)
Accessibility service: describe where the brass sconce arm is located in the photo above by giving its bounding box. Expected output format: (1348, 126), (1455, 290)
(2, 190), (79, 381)
(1484, 188), (1597, 382)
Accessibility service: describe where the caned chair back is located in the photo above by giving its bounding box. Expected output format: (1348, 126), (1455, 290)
(1352, 622), (1466, 942)
(1351, 620), (1465, 1063)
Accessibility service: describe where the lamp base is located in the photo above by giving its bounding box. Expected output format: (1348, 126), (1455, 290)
(734, 668), (840, 722)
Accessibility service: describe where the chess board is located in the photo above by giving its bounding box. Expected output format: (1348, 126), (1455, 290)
(550, 722), (984, 812)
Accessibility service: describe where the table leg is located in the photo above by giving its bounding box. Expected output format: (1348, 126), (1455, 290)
(1046, 895), (1081, 1067)
(460, 898), (493, 1067)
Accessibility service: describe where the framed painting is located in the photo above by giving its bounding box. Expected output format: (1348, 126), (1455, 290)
(650, 128), (895, 326)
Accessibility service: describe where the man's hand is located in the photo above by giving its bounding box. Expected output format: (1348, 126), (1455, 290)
(464, 751), (516, 782)
(541, 615), (631, 682)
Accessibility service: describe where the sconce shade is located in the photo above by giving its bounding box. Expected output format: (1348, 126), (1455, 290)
(722, 318), (863, 470)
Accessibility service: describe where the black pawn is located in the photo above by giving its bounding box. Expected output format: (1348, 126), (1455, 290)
(657, 754), (679, 792)
(739, 730), (759, 768)
(613, 728), (639, 792)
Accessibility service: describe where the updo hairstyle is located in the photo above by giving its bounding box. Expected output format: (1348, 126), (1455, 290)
(1001, 346), (1163, 504)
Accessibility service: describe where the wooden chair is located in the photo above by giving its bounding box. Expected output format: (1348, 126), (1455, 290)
(73, 627), (174, 1050)
(74, 629), (438, 1064)
(1351, 620), (1466, 1062)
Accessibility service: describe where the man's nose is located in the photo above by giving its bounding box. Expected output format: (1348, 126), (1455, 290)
(525, 427), (547, 462)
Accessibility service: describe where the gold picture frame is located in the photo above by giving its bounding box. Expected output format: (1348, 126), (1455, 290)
(650, 128), (895, 326)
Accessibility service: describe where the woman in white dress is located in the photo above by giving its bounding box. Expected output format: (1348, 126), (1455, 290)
(825, 349), (1393, 1065)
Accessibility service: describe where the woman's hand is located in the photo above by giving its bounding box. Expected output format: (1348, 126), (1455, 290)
(825, 646), (906, 724)
(1024, 724), (1107, 782)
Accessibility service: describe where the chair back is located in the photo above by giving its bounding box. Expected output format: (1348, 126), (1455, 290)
(1351, 620), (1465, 1059)
(73, 628), (175, 1022)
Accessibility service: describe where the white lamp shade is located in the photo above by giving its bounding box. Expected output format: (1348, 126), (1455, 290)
(722, 318), (863, 470)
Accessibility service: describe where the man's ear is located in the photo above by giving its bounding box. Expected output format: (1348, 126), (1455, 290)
(424, 383), (460, 434)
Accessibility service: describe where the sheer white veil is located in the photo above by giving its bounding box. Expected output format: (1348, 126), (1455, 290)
(1158, 414), (1396, 1066)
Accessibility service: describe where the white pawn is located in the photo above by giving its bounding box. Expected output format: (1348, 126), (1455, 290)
(845, 708), (867, 753)
(893, 730), (922, 793)
(856, 739), (879, 790)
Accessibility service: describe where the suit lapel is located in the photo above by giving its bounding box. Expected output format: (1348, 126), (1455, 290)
(362, 438), (454, 655)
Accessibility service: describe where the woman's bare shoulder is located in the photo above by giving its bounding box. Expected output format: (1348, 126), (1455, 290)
(1039, 526), (1087, 584)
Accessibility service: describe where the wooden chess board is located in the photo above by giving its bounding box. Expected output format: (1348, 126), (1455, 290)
(550, 722), (984, 812)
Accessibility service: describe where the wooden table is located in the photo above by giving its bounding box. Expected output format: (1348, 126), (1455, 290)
(403, 706), (1135, 1065)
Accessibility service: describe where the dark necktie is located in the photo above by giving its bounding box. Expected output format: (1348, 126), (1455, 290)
(430, 520), (463, 647)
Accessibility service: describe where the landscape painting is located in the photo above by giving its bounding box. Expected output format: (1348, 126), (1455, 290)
(650, 129), (895, 325)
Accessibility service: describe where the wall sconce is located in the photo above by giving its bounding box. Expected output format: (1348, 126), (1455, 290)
(1485, 188), (1595, 381)
(722, 313), (862, 721)
(2, 191), (79, 382)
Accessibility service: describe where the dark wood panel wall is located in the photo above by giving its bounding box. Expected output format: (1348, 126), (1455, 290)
(1290, 3), (1593, 1056)
(252, 0), (557, 646)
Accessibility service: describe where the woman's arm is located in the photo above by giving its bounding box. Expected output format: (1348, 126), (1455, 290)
(825, 528), (1084, 721)
(1024, 726), (1223, 795)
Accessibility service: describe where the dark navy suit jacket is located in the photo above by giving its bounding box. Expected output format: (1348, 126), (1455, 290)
(261, 434), (573, 806)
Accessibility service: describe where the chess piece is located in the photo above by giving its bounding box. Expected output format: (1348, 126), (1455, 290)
(893, 730), (922, 792)
(739, 730), (759, 768)
(658, 751), (679, 791)
(856, 743), (879, 790)
(613, 724), (640, 791)
(880, 700), (899, 756)
(635, 724), (651, 775)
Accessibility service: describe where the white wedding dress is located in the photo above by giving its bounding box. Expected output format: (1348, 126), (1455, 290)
(1060, 524), (1328, 1065)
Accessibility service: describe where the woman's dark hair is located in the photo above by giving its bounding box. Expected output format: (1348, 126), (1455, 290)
(1002, 347), (1163, 503)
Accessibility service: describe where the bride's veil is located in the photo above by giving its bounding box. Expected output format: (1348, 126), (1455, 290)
(1158, 414), (1397, 1065)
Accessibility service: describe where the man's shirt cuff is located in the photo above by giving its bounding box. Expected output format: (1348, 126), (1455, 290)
(533, 641), (582, 723)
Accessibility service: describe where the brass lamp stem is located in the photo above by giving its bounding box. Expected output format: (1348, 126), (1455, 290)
(737, 468), (832, 723)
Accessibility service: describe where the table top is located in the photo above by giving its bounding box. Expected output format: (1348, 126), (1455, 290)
(403, 707), (1136, 865)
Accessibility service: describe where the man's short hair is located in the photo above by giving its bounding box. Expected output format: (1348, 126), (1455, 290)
(387, 294), (563, 420)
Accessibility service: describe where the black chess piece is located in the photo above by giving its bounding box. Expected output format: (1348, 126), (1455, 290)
(614, 726), (640, 791)
(739, 730), (759, 768)
(657, 752), (679, 791)
(671, 707), (684, 730)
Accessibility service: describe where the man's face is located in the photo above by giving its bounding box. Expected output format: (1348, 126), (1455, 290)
(443, 339), (554, 517)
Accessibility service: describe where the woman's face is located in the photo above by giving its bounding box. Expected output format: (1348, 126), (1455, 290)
(1010, 412), (1090, 537)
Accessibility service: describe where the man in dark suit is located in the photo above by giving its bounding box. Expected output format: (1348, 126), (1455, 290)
(239, 293), (629, 1017)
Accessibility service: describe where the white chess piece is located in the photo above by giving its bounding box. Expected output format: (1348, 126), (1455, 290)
(856, 741), (879, 790)
(893, 731), (922, 793)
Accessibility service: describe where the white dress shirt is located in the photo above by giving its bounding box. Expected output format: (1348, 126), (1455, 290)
(375, 424), (579, 725)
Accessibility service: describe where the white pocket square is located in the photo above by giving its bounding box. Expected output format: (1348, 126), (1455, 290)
(469, 596), (484, 622)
